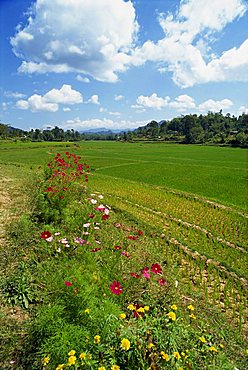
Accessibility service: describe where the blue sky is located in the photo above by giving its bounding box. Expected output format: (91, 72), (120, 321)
(1, 0), (248, 131)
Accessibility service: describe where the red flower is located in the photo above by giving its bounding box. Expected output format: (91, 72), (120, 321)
(40, 231), (52, 240)
(121, 251), (130, 259)
(151, 263), (162, 275)
(88, 213), (95, 218)
(137, 229), (144, 236)
(158, 278), (167, 286)
(64, 281), (73, 286)
(110, 280), (123, 295)
(142, 267), (150, 279)
(130, 273), (141, 278)
(114, 246), (122, 250)
(102, 214), (109, 220)
(128, 235), (139, 240)
(91, 248), (101, 252)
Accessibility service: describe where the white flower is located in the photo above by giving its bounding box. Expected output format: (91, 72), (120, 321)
(83, 223), (91, 228)
(54, 232), (60, 236)
(65, 244), (70, 248)
(98, 195), (104, 199)
(61, 238), (68, 244)
(56, 247), (61, 253)
(90, 199), (97, 204)
(46, 236), (53, 242)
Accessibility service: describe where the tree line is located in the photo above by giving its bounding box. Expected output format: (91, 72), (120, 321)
(0, 111), (247, 147)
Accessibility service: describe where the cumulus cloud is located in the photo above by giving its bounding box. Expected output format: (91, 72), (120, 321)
(87, 95), (100, 105)
(114, 94), (125, 101)
(198, 98), (233, 112)
(169, 95), (196, 111)
(76, 75), (90, 83)
(136, 93), (170, 110)
(60, 117), (146, 131)
(16, 84), (82, 112)
(130, 0), (248, 87)
(4, 91), (26, 99)
(11, 0), (138, 82)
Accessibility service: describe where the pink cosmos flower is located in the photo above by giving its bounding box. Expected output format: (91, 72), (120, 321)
(142, 267), (150, 279)
(110, 280), (123, 295)
(151, 263), (162, 275)
(65, 281), (73, 287)
(102, 214), (109, 220)
(121, 251), (130, 259)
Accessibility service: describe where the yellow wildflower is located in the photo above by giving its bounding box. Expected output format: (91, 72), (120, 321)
(43, 357), (50, 366)
(171, 304), (178, 310)
(56, 365), (65, 370)
(137, 307), (145, 313)
(79, 352), (86, 360)
(199, 336), (207, 343)
(209, 346), (218, 353)
(87, 353), (92, 360)
(167, 311), (176, 321)
(119, 313), (126, 319)
(179, 367), (184, 370)
(144, 306), (150, 311)
(84, 308), (90, 314)
(189, 313), (196, 320)
(111, 365), (120, 370)
(127, 304), (136, 310)
(68, 356), (76, 366)
(160, 351), (170, 361)
(94, 335), (101, 344)
(219, 343), (224, 348)
(98, 367), (106, 370)
(181, 352), (188, 359)
(148, 343), (155, 349)
(173, 351), (181, 360)
(245, 349), (248, 355)
(68, 350), (76, 356)
(121, 338), (131, 351)
(187, 304), (194, 311)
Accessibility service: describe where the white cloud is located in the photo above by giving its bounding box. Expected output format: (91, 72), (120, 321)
(109, 111), (121, 116)
(17, 95), (58, 112)
(114, 94), (125, 101)
(136, 93), (170, 110)
(76, 75), (90, 83)
(198, 98), (233, 112)
(4, 91), (26, 99)
(63, 107), (71, 112)
(87, 95), (100, 105)
(16, 84), (82, 112)
(99, 107), (107, 113)
(238, 106), (248, 114)
(44, 84), (83, 104)
(130, 0), (248, 87)
(59, 117), (146, 131)
(11, 0), (138, 82)
(169, 94), (196, 111)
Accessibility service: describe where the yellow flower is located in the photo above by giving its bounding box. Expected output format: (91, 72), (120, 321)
(167, 311), (176, 321)
(187, 304), (194, 311)
(43, 357), (50, 366)
(87, 353), (92, 360)
(56, 365), (65, 370)
(179, 367), (184, 370)
(68, 356), (76, 366)
(68, 350), (76, 356)
(245, 349), (248, 355)
(98, 367), (106, 370)
(144, 306), (150, 311)
(181, 352), (188, 359)
(219, 343), (224, 348)
(119, 313), (126, 319)
(209, 346), (218, 353)
(189, 313), (196, 320)
(127, 304), (136, 310)
(199, 336), (207, 343)
(79, 352), (86, 360)
(94, 335), (101, 344)
(171, 304), (177, 310)
(173, 351), (181, 360)
(148, 343), (155, 349)
(111, 365), (120, 370)
(160, 351), (170, 361)
(137, 307), (145, 313)
(121, 338), (131, 351)
(84, 308), (90, 314)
